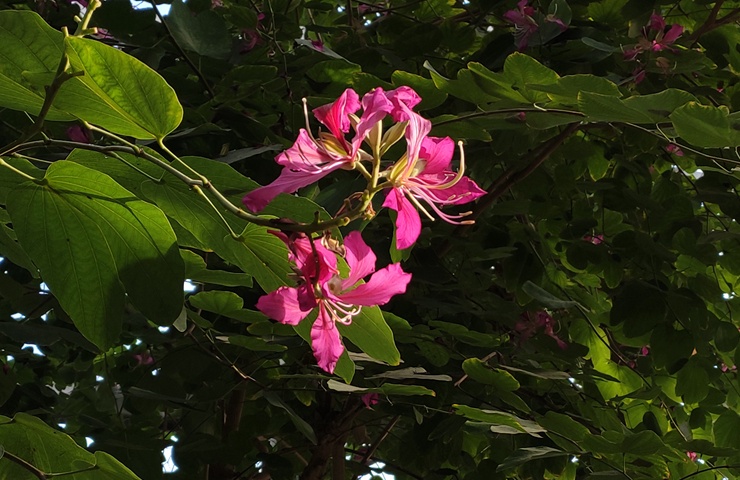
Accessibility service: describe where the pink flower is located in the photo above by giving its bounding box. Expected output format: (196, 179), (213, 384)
(665, 143), (684, 156)
(383, 132), (485, 249)
(240, 13), (266, 53)
(583, 234), (603, 245)
(310, 40), (325, 51)
(515, 311), (568, 350)
(503, 0), (539, 50)
(133, 351), (154, 367)
(361, 393), (379, 409)
(686, 451), (698, 462)
(243, 87), (423, 212)
(648, 13), (683, 52)
(624, 13), (683, 61)
(66, 125), (92, 143)
(503, 0), (567, 51)
(256, 231), (411, 373)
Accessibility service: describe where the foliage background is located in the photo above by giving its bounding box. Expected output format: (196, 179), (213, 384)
(0, 0), (740, 479)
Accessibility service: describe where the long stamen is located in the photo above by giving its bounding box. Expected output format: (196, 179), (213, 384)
(302, 98), (313, 134)
(322, 299), (362, 325)
(412, 187), (475, 224)
(405, 190), (436, 221)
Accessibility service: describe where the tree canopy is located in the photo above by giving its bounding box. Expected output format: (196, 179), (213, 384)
(0, 0), (739, 479)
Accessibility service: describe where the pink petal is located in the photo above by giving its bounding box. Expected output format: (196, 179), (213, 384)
(287, 236), (338, 285)
(313, 88), (361, 139)
(256, 286), (315, 325)
(649, 13), (665, 32)
(503, 10), (526, 25)
(342, 231), (377, 289)
(419, 136), (455, 174)
(275, 130), (332, 168)
(402, 112), (432, 172)
(311, 305), (344, 373)
(335, 263), (411, 306)
(386, 86), (422, 121)
(383, 188), (422, 250)
(662, 24), (683, 45)
(416, 175), (486, 206)
(66, 125), (91, 143)
(354, 88), (394, 144)
(243, 163), (342, 212)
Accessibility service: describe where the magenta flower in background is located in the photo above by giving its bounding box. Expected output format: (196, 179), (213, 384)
(383, 131), (485, 250)
(503, 0), (567, 51)
(503, 0), (538, 50)
(66, 125), (92, 144)
(256, 231), (411, 373)
(361, 393), (380, 409)
(583, 234), (603, 245)
(624, 12), (683, 61)
(665, 143), (684, 156)
(515, 311), (568, 350)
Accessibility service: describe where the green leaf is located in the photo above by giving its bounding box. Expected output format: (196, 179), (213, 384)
(496, 447), (567, 472)
(327, 379), (436, 396)
(7, 162), (184, 349)
(189, 290), (243, 315)
(188, 290), (266, 323)
(503, 53), (559, 102)
(675, 361), (710, 404)
(610, 282), (666, 338)
(60, 35), (183, 139)
(622, 89), (698, 122)
(0, 223), (36, 274)
(620, 430), (666, 455)
(522, 281), (578, 308)
(714, 410), (740, 448)
(338, 305), (400, 366)
(538, 411), (589, 442)
(0, 413), (96, 476)
(530, 75), (620, 106)
(454, 405), (545, 436)
(462, 358), (520, 391)
(670, 102), (740, 148)
(181, 249), (253, 287)
(138, 161), (293, 292)
(263, 392), (317, 444)
(0, 11), (73, 120)
(715, 321), (740, 352)
(578, 92), (654, 124)
(168, 0), (232, 59)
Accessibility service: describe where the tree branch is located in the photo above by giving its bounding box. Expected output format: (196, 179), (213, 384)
(689, 2), (740, 45)
(437, 123), (580, 256)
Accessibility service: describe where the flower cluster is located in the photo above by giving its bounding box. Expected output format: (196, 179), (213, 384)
(623, 13), (684, 83)
(246, 87), (484, 372)
(503, 0), (567, 51)
(243, 86), (485, 249)
(256, 231), (411, 373)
